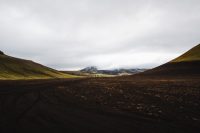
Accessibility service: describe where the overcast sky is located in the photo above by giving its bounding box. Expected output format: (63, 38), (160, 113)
(0, 0), (200, 70)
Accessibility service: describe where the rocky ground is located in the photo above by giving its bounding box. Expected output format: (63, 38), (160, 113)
(0, 76), (200, 133)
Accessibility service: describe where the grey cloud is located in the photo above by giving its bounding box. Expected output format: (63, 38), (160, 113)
(0, 0), (200, 70)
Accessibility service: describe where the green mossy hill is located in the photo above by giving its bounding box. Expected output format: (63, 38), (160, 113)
(172, 44), (200, 62)
(0, 53), (75, 80)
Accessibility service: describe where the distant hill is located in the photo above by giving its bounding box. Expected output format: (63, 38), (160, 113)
(77, 66), (146, 76)
(172, 44), (200, 62)
(0, 52), (75, 80)
(140, 44), (200, 77)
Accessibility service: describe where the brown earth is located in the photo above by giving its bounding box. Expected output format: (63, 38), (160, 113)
(0, 76), (200, 133)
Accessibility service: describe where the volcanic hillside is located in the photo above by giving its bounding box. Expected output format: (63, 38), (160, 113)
(140, 44), (200, 77)
(0, 52), (75, 80)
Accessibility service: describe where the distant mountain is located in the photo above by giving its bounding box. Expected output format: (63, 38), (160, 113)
(140, 44), (200, 77)
(98, 68), (146, 75)
(80, 66), (98, 73)
(80, 66), (147, 76)
(0, 52), (75, 80)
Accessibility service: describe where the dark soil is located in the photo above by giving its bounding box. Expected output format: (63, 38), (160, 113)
(140, 61), (200, 77)
(0, 76), (200, 133)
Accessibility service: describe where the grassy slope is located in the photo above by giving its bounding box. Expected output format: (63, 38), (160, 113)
(172, 44), (200, 62)
(139, 44), (200, 77)
(0, 54), (76, 80)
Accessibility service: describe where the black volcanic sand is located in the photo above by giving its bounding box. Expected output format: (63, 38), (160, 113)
(0, 77), (200, 133)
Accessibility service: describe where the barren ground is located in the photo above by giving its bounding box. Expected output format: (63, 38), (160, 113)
(0, 76), (200, 133)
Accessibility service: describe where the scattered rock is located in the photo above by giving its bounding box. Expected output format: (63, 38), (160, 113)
(192, 117), (199, 121)
(148, 113), (153, 115)
(136, 106), (143, 110)
(155, 94), (161, 98)
(119, 89), (123, 94)
(117, 101), (124, 104)
(179, 106), (184, 109)
(81, 96), (87, 100)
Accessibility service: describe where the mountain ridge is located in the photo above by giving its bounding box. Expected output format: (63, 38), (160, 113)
(0, 53), (75, 80)
(80, 66), (147, 75)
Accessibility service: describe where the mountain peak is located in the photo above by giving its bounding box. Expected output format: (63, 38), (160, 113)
(81, 66), (98, 73)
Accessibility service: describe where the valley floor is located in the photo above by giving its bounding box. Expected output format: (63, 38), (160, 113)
(0, 76), (200, 133)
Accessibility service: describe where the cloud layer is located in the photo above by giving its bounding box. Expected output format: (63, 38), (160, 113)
(0, 0), (200, 70)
